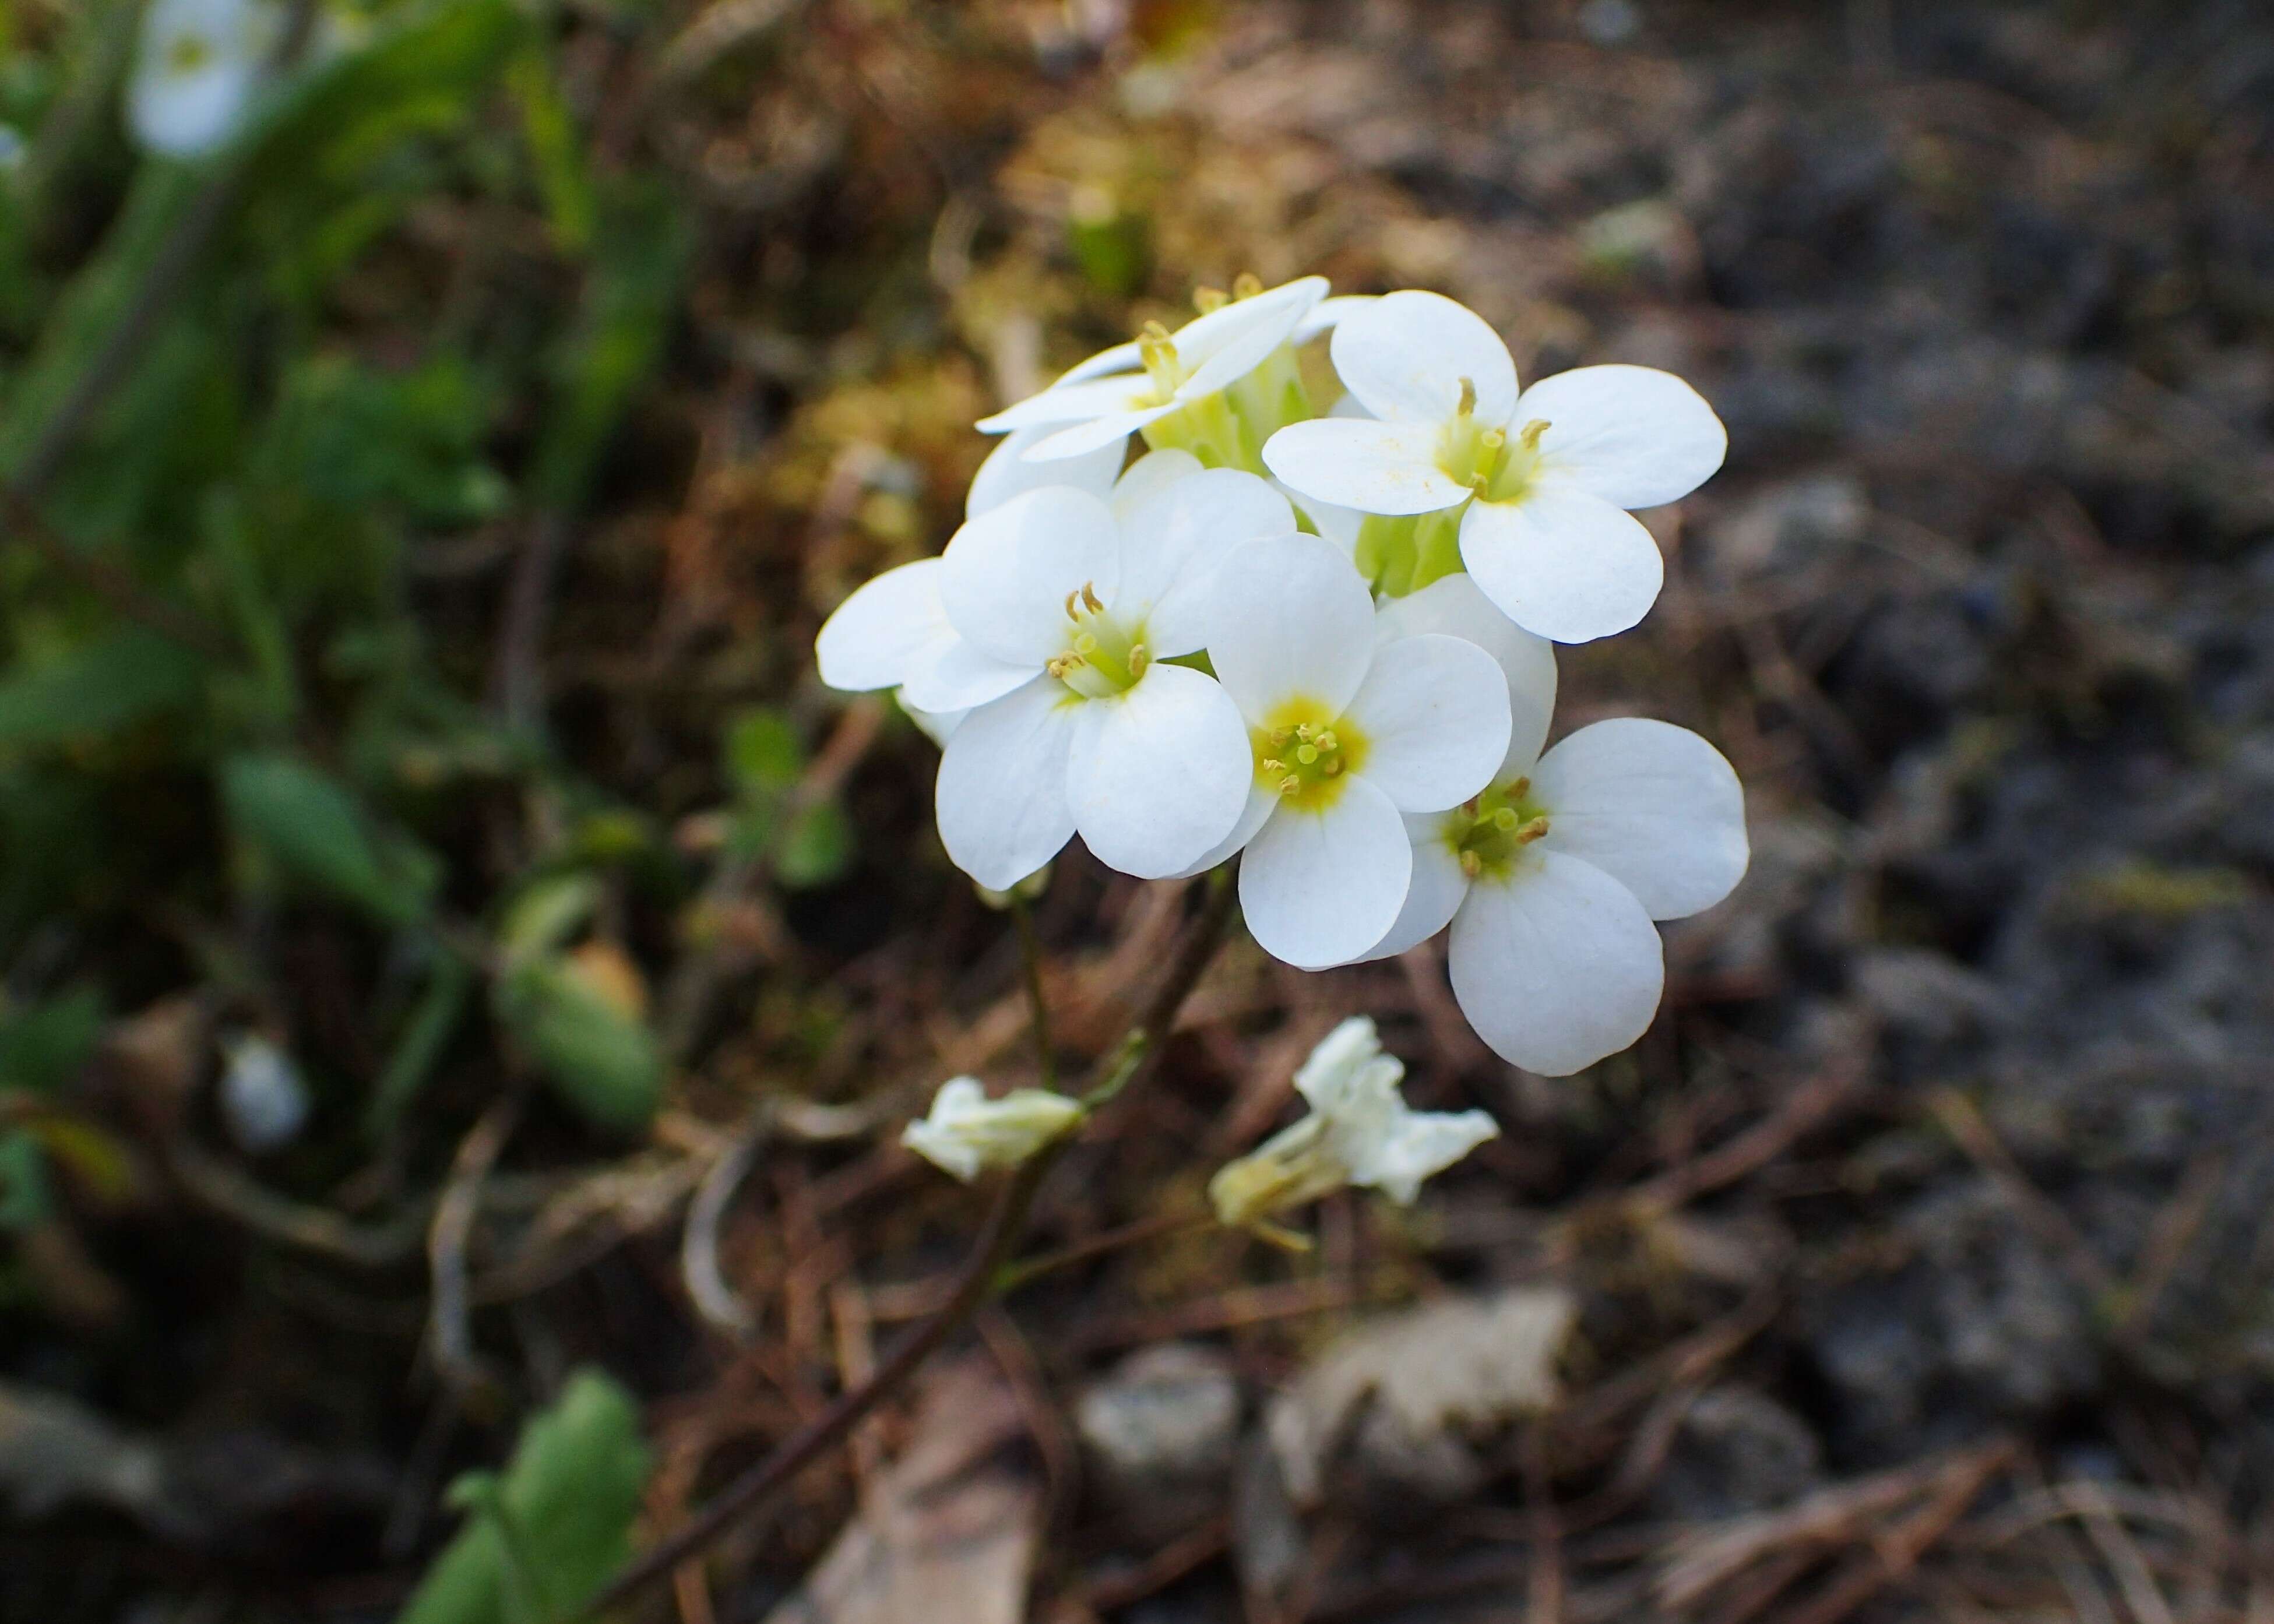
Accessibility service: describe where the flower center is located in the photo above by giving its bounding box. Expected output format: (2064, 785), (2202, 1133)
(1254, 697), (1370, 811)
(1435, 377), (1550, 505)
(1046, 581), (1150, 699)
(1137, 322), (1187, 404)
(167, 33), (217, 74)
(1442, 776), (1550, 879)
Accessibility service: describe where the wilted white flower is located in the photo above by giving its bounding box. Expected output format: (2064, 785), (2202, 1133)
(1209, 1016), (1497, 1231)
(129, 0), (272, 157)
(1189, 533), (1512, 968)
(1262, 290), (1726, 643)
(977, 276), (1329, 465)
(1353, 589), (1749, 1074)
(219, 1032), (308, 1152)
(903, 1076), (1085, 1182)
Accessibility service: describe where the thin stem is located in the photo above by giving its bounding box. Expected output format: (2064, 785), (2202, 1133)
(1008, 891), (1055, 1090)
(580, 870), (1240, 1619)
(991, 1203), (1212, 1295)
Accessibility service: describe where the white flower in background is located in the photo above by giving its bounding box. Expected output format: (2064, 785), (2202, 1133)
(219, 1032), (308, 1153)
(1194, 533), (1512, 968)
(976, 276), (1328, 463)
(129, 0), (271, 158)
(903, 1076), (1085, 1182)
(1352, 611), (1748, 1073)
(1262, 289), (1726, 643)
(1209, 1016), (1498, 1231)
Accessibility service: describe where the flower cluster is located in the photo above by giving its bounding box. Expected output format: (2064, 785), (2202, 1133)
(821, 276), (1748, 1076)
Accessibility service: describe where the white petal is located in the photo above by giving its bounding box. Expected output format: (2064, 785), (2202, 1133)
(1067, 665), (1252, 879)
(967, 426), (1125, 518)
(1329, 290), (1518, 427)
(1350, 815), (1470, 962)
(935, 679), (1080, 890)
(1171, 277), (1329, 400)
(976, 375), (1159, 435)
(1374, 573), (1558, 777)
(1108, 448), (1206, 523)
(1293, 294), (1378, 347)
(1167, 781), (1277, 879)
(1448, 850), (1664, 1076)
(1533, 718), (1748, 920)
(1028, 404), (1180, 462)
(1344, 1109), (1499, 1204)
(815, 559), (953, 693)
(1518, 365), (1727, 510)
(1239, 776), (1412, 970)
(1458, 480), (1664, 644)
(900, 636), (1036, 713)
(1261, 418), (1473, 516)
(1204, 533), (1378, 723)
(1280, 481), (1364, 555)
(130, 61), (255, 156)
(1055, 341), (1142, 385)
(1344, 633), (1511, 812)
(940, 487), (1122, 666)
(1118, 468), (1294, 656)
(895, 691), (966, 747)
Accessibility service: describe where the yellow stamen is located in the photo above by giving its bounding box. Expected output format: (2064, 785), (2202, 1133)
(1194, 286), (1227, 313)
(1456, 376), (1477, 418)
(1518, 418), (1550, 450)
(1459, 850), (1483, 878)
(1081, 582), (1104, 614)
(1233, 272), (1263, 299)
(1279, 775), (1301, 797)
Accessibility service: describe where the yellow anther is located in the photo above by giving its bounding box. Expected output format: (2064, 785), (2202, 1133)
(1508, 777), (1530, 798)
(1269, 725), (1293, 746)
(1322, 758), (1343, 777)
(1139, 320), (1173, 342)
(1233, 272), (1263, 299)
(1047, 654), (1082, 678)
(1511, 815), (1550, 844)
(1296, 723), (1316, 741)
(1456, 376), (1477, 418)
(1194, 286), (1227, 313)
(1518, 418), (1550, 450)
(1064, 589), (1082, 621)
(1081, 581), (1104, 614)
(1279, 775), (1302, 797)
(1315, 731), (1337, 751)
(1296, 744), (1319, 765)
(1260, 758), (1286, 774)
(1128, 644), (1150, 677)
(1459, 850), (1483, 878)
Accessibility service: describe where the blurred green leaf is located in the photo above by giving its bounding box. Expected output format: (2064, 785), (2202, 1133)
(530, 181), (691, 512)
(507, 48), (595, 256)
(397, 1369), (652, 1624)
(364, 952), (473, 1140)
(499, 873), (601, 963)
(220, 751), (439, 925)
(494, 956), (660, 1133)
(0, 1131), (50, 1232)
(775, 799), (853, 890)
(0, 629), (203, 753)
(723, 706), (803, 793)
(0, 986), (105, 1094)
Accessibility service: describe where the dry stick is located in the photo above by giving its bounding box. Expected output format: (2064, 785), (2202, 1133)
(583, 872), (1241, 1618)
(425, 1093), (525, 1407)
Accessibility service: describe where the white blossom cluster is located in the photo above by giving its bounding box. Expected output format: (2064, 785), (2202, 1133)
(820, 275), (1749, 1082)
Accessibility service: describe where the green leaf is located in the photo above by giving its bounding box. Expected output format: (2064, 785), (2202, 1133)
(364, 952), (473, 1140)
(776, 799), (853, 890)
(0, 628), (203, 753)
(723, 706), (803, 793)
(506, 48), (596, 256)
(220, 752), (439, 925)
(0, 1132), (51, 1232)
(397, 1369), (652, 1624)
(494, 958), (661, 1133)
(498, 874), (602, 964)
(0, 986), (105, 1094)
(529, 181), (691, 512)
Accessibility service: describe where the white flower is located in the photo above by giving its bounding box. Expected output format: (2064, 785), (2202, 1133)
(1185, 533), (1511, 967)
(1262, 289), (1726, 644)
(219, 1033), (308, 1153)
(976, 277), (1329, 463)
(902, 1077), (1084, 1182)
(129, 0), (271, 157)
(1353, 597), (1749, 1075)
(1209, 1016), (1498, 1229)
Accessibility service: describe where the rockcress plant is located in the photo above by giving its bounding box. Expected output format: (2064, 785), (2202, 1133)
(818, 276), (1749, 1221)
